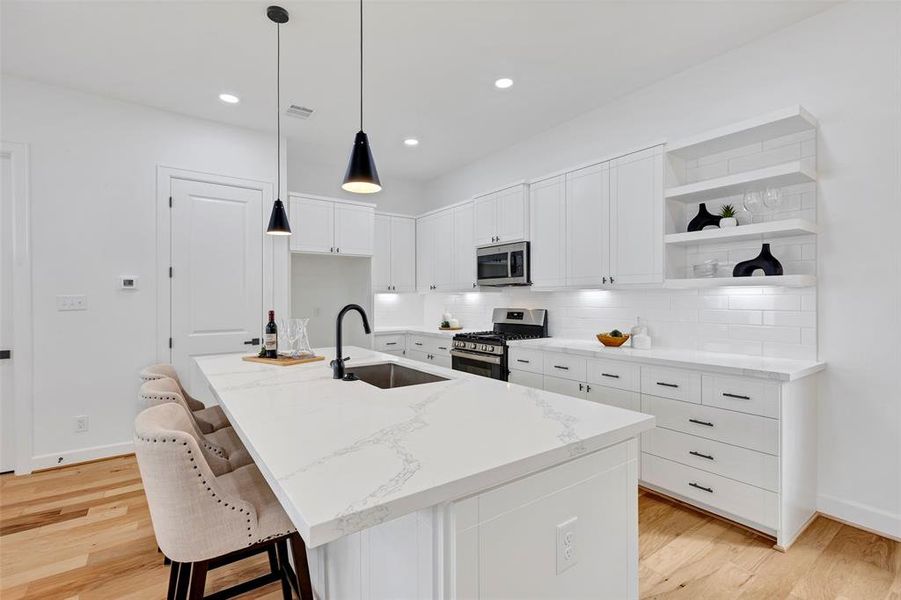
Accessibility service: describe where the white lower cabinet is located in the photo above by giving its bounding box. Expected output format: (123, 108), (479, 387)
(504, 344), (819, 548)
(405, 333), (452, 369)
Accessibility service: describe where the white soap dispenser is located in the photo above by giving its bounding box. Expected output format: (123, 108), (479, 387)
(631, 317), (651, 349)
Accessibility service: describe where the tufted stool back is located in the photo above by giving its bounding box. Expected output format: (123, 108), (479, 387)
(139, 363), (204, 411)
(134, 403), (259, 563)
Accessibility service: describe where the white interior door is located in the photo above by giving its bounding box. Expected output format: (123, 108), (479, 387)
(171, 178), (263, 403)
(0, 153), (14, 472)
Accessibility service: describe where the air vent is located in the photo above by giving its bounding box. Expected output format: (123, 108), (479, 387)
(285, 104), (314, 119)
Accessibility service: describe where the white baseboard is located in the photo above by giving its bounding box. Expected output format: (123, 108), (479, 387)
(818, 494), (901, 542)
(28, 440), (135, 473)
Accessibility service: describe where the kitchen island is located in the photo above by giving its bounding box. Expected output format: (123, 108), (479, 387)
(196, 347), (654, 599)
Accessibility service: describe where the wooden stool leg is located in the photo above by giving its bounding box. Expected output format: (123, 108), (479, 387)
(289, 532), (314, 600)
(267, 545), (279, 574)
(167, 561), (180, 600)
(275, 540), (293, 600)
(174, 562), (192, 600)
(187, 559), (208, 600)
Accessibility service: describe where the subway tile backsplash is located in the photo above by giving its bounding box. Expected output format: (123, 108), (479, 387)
(376, 285), (817, 361)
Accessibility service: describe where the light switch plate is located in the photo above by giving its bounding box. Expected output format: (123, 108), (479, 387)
(57, 295), (87, 311)
(556, 516), (578, 574)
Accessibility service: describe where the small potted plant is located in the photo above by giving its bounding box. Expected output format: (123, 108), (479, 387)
(719, 204), (738, 228)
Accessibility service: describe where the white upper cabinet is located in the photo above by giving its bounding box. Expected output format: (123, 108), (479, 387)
(416, 214), (435, 293)
(529, 176), (567, 288)
(453, 202), (477, 291)
(334, 202), (375, 256)
(373, 214), (416, 293)
(289, 194), (374, 257)
(609, 147), (664, 285)
(473, 184), (529, 245)
(433, 208), (456, 291)
(289, 196), (334, 254)
(566, 162), (610, 287)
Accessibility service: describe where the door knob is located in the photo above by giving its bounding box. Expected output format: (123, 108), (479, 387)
(243, 338), (261, 345)
(0, 350), (10, 360)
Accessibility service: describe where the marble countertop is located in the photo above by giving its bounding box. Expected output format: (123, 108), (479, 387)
(195, 347), (654, 548)
(373, 325), (484, 338)
(507, 338), (825, 381)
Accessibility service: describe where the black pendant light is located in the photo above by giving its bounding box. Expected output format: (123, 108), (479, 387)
(342, 0), (381, 194)
(266, 5), (291, 235)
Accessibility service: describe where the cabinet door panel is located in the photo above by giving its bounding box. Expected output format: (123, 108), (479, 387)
(289, 196), (334, 253)
(543, 374), (587, 399)
(529, 176), (567, 288)
(433, 209), (455, 290)
(334, 203), (374, 256)
(610, 147), (663, 285)
(495, 185), (528, 243)
(390, 216), (416, 292)
(474, 194), (497, 245)
(416, 216), (434, 292)
(453, 203), (476, 291)
(372, 214), (391, 291)
(566, 163), (610, 286)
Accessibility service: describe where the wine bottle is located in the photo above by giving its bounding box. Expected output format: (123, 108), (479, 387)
(264, 310), (278, 358)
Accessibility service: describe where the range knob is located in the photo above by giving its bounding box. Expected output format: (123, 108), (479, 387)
(469, 342), (477, 350)
(481, 344), (489, 352)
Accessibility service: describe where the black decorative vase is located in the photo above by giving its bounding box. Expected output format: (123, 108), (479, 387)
(687, 203), (722, 232)
(732, 243), (784, 277)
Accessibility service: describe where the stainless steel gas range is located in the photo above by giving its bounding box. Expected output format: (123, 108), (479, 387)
(451, 308), (548, 381)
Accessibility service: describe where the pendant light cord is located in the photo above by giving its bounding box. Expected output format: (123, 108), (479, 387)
(359, 0), (363, 131)
(276, 21), (281, 197)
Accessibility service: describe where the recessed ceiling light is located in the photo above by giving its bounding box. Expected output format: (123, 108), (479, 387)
(403, 138), (420, 147)
(218, 93), (240, 104)
(494, 78), (514, 89)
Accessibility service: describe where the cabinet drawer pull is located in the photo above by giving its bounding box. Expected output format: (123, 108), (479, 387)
(722, 392), (751, 400)
(414, 342), (423, 346)
(689, 450), (714, 461)
(689, 482), (714, 493)
(516, 359), (530, 364)
(554, 365), (569, 370)
(601, 373), (620, 379)
(438, 346), (447, 350)
(688, 418), (714, 427)
(656, 381), (679, 388)
(385, 342), (397, 346)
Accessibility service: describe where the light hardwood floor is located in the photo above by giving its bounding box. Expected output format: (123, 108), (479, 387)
(1, 455), (898, 599)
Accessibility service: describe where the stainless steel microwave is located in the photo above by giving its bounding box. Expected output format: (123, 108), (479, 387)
(476, 241), (530, 286)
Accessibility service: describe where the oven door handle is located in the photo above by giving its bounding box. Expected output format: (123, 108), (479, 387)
(450, 349), (503, 365)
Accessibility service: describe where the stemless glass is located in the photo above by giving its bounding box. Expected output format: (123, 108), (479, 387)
(293, 318), (312, 357)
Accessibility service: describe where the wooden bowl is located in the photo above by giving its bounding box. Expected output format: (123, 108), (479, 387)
(597, 333), (631, 347)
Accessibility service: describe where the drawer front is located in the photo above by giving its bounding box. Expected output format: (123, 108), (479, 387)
(587, 358), (640, 392)
(542, 352), (587, 381)
(702, 375), (780, 418)
(374, 334), (405, 352)
(432, 338), (452, 356)
(586, 386), (640, 412)
(641, 366), (702, 403)
(642, 427), (778, 492)
(407, 348), (450, 368)
(508, 346), (543, 374)
(407, 334), (430, 353)
(508, 370), (543, 389)
(542, 374), (587, 399)
(641, 453), (778, 531)
(641, 395), (779, 455)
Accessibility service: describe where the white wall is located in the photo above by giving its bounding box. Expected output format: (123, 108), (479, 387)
(420, 3), (901, 537)
(287, 140), (425, 216)
(0, 76), (287, 469)
(291, 253), (372, 349)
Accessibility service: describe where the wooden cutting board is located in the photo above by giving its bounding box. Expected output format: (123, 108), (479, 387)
(242, 354), (325, 366)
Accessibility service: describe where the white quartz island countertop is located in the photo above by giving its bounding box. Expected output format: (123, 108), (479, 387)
(195, 347), (654, 548)
(507, 338), (825, 381)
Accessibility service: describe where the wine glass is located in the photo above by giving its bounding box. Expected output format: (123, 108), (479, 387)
(742, 190), (764, 222)
(283, 319), (302, 357)
(763, 186), (783, 210)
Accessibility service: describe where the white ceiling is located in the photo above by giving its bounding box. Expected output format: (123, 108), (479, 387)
(2, 1), (835, 182)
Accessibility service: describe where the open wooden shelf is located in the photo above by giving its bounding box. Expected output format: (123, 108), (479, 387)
(665, 161), (816, 203)
(667, 106), (817, 160)
(664, 219), (820, 246)
(664, 274), (816, 289)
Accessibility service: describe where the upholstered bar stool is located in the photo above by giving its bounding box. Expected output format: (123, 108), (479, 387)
(135, 403), (313, 600)
(140, 363), (230, 432)
(139, 378), (253, 470)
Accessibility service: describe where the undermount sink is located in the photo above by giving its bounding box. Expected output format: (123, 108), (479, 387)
(346, 363), (448, 389)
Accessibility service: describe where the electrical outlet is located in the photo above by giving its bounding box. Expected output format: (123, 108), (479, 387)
(75, 415), (89, 433)
(57, 295), (88, 311)
(556, 517), (578, 574)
